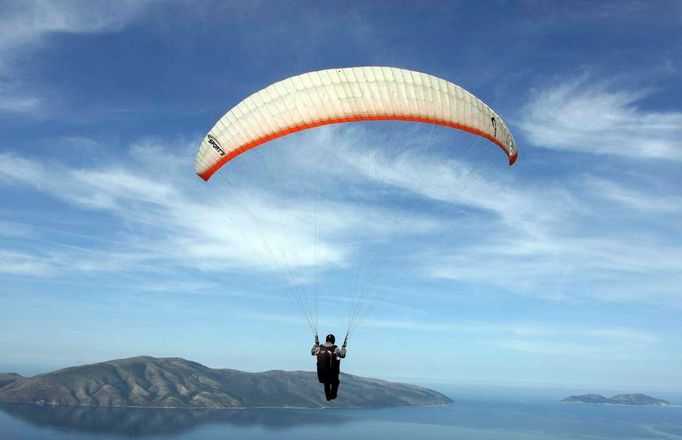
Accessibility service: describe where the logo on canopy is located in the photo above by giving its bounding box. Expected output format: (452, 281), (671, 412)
(207, 134), (226, 156)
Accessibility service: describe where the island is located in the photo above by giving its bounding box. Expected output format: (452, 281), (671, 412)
(561, 393), (669, 406)
(0, 356), (451, 409)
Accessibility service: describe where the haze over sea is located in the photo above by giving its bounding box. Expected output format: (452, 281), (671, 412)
(1, 386), (681, 440)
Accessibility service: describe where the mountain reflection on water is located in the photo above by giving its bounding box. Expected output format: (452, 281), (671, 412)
(2, 396), (682, 440)
(0, 403), (348, 436)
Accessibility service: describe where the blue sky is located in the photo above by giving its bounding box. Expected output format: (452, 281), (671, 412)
(1, 0), (681, 391)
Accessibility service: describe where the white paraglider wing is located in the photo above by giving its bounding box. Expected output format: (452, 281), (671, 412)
(195, 66), (518, 181)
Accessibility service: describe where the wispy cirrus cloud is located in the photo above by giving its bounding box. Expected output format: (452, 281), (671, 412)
(311, 125), (682, 308)
(0, 86), (42, 113)
(0, 132), (435, 282)
(583, 176), (682, 213)
(365, 318), (657, 342)
(2, 121), (681, 311)
(498, 325), (666, 356)
(0, 249), (54, 276)
(365, 317), (659, 356)
(518, 76), (682, 160)
(0, 150), (340, 276)
(0, 0), (154, 114)
(0, 0), (150, 52)
(0, 220), (34, 238)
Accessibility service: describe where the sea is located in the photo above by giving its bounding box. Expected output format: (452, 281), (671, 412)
(1, 385), (680, 440)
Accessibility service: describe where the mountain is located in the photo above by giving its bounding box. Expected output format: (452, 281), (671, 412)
(561, 393), (669, 406)
(0, 356), (451, 409)
(0, 373), (23, 389)
(607, 394), (670, 406)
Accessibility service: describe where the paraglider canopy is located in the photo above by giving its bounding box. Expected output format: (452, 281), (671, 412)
(195, 67), (517, 182)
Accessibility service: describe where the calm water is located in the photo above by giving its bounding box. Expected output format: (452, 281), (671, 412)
(1, 387), (681, 439)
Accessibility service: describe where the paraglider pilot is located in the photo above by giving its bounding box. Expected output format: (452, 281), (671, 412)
(312, 333), (347, 401)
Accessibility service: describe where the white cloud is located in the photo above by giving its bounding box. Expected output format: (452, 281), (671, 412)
(0, 133), (435, 285)
(0, 87), (41, 113)
(2, 121), (681, 309)
(300, 126), (682, 308)
(0, 0), (148, 52)
(0, 153), (44, 184)
(365, 318), (657, 342)
(0, 220), (34, 238)
(364, 317), (658, 356)
(428, 226), (682, 308)
(0, 151), (334, 275)
(519, 76), (682, 160)
(0, 0), (153, 113)
(0, 249), (54, 276)
(584, 176), (682, 213)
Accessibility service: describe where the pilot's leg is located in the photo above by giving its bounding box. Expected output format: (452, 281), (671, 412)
(330, 380), (340, 400)
(324, 382), (333, 401)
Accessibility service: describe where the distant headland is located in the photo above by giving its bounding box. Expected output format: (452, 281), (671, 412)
(0, 356), (451, 409)
(561, 393), (669, 406)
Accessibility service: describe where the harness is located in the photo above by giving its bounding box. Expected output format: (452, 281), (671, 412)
(316, 344), (340, 383)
